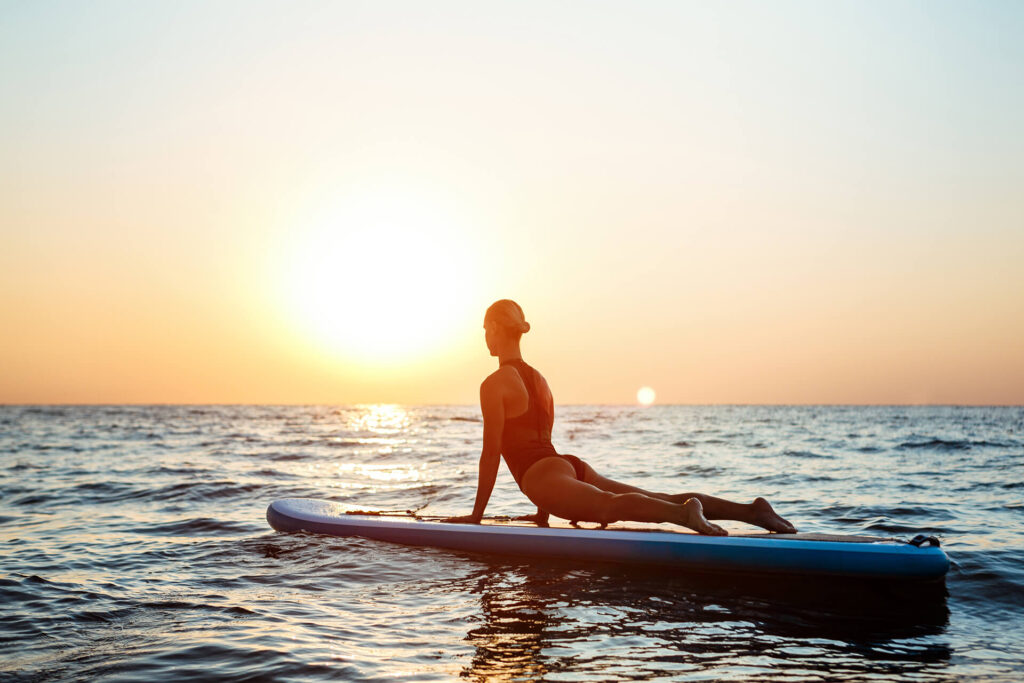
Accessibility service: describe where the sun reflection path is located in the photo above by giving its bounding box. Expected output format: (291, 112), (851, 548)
(323, 404), (425, 491)
(347, 404), (411, 435)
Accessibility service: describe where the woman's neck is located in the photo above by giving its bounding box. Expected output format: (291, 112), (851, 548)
(497, 346), (523, 366)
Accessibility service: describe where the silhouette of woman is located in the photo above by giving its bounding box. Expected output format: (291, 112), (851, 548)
(444, 300), (797, 535)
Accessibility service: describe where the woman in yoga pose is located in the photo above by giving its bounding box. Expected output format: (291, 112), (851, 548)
(444, 299), (796, 535)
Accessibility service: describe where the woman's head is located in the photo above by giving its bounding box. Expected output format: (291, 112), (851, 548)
(484, 300), (530, 354)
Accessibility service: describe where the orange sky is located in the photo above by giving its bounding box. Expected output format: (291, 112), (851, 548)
(2, 2), (1022, 405)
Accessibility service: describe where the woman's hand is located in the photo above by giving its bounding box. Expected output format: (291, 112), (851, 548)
(512, 509), (550, 527)
(442, 514), (481, 524)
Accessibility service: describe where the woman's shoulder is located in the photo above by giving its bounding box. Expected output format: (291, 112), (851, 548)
(483, 365), (515, 385)
(481, 367), (505, 390)
(481, 364), (529, 393)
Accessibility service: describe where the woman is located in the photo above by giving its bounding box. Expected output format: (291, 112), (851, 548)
(444, 300), (797, 536)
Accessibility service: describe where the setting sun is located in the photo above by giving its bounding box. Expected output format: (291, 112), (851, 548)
(276, 192), (479, 365)
(637, 387), (656, 406)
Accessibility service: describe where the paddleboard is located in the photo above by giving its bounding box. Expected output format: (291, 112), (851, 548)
(266, 498), (949, 580)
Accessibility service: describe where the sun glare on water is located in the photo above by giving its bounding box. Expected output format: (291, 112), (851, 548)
(279, 193), (478, 364)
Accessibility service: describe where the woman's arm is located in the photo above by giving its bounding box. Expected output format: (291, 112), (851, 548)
(444, 376), (504, 524)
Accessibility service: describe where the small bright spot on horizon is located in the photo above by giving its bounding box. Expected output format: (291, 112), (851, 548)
(637, 386), (656, 406)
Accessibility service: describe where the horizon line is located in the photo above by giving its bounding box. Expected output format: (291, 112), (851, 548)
(3, 402), (1022, 408)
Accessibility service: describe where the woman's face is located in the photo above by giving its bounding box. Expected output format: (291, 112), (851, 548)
(483, 319), (500, 356)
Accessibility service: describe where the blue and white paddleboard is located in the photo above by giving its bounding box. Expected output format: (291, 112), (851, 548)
(267, 498), (949, 581)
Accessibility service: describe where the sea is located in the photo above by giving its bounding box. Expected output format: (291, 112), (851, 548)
(2, 404), (1023, 681)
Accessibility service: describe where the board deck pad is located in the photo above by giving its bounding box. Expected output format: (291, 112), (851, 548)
(267, 498), (948, 580)
(490, 520), (890, 543)
(327, 503), (893, 542)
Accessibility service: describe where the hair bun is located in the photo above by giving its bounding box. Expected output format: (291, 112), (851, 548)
(485, 299), (531, 338)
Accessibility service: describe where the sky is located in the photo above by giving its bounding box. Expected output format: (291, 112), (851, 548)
(1, 0), (1022, 405)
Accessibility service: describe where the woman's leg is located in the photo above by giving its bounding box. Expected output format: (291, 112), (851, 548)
(577, 460), (796, 533)
(522, 458), (727, 535)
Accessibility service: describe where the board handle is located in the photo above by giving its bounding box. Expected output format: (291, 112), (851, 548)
(908, 534), (941, 547)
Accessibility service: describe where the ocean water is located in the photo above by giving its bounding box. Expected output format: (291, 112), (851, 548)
(2, 404), (1023, 681)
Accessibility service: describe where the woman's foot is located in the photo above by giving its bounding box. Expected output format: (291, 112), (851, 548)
(680, 498), (728, 536)
(751, 497), (797, 533)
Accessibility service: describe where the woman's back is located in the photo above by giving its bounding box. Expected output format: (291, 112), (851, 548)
(498, 359), (557, 483)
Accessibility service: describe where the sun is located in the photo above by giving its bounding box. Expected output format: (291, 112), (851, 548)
(278, 191), (478, 364)
(636, 386), (656, 406)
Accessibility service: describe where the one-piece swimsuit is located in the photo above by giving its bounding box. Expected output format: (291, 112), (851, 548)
(499, 358), (586, 491)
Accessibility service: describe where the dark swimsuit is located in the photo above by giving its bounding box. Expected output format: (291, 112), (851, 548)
(499, 358), (586, 491)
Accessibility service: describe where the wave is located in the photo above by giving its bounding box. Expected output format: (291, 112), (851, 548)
(147, 481), (265, 502)
(782, 449), (834, 459)
(9, 461), (46, 470)
(681, 464), (725, 477)
(12, 480), (269, 506)
(270, 453), (311, 461)
(138, 517), (256, 535)
(949, 548), (1024, 614)
(897, 438), (1018, 452)
(19, 407), (70, 417)
(142, 599), (256, 615)
(255, 468), (298, 479)
(10, 441), (86, 453)
(146, 464), (214, 476)
(859, 518), (941, 534)
(277, 438), (362, 449)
